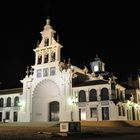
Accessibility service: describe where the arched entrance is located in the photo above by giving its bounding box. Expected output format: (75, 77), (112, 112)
(32, 79), (60, 122)
(49, 101), (59, 121)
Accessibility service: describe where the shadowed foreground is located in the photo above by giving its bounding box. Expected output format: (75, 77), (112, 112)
(0, 121), (140, 140)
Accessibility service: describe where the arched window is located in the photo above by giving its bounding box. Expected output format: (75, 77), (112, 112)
(100, 88), (109, 100)
(44, 54), (49, 63)
(79, 90), (86, 102)
(38, 55), (42, 64)
(14, 96), (19, 106)
(0, 98), (4, 107)
(7, 97), (11, 107)
(45, 38), (49, 46)
(51, 52), (55, 62)
(89, 89), (97, 101)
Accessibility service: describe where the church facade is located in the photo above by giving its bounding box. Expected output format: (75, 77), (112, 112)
(1, 19), (140, 122)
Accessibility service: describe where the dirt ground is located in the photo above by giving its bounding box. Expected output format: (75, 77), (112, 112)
(0, 121), (140, 140)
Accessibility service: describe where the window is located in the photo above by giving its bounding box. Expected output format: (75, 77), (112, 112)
(45, 38), (49, 46)
(44, 54), (49, 63)
(89, 89), (97, 101)
(6, 112), (10, 120)
(122, 106), (125, 116)
(7, 97), (11, 107)
(37, 69), (42, 78)
(50, 67), (56, 76)
(90, 107), (97, 118)
(94, 65), (99, 72)
(78, 90), (86, 102)
(14, 97), (19, 106)
(51, 52), (55, 62)
(0, 98), (4, 107)
(100, 88), (109, 101)
(118, 105), (121, 116)
(43, 68), (48, 77)
(38, 55), (42, 64)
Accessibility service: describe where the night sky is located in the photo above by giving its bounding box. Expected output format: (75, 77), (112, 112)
(0, 1), (138, 89)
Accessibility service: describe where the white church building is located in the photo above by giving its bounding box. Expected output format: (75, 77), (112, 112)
(1, 18), (140, 123)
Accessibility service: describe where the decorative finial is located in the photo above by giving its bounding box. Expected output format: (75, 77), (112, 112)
(26, 66), (30, 77)
(67, 58), (71, 68)
(46, 16), (50, 25)
(63, 59), (67, 70)
(83, 66), (88, 74)
(68, 58), (71, 64)
(91, 72), (96, 77)
(109, 72), (116, 82)
(57, 34), (59, 42)
(63, 59), (66, 64)
(94, 54), (100, 61)
(96, 54), (98, 58)
(37, 40), (39, 46)
(98, 74), (103, 79)
(83, 61), (85, 67)
(138, 69), (140, 75)
(30, 67), (34, 75)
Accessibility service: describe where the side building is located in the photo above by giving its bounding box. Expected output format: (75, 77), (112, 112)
(0, 88), (22, 122)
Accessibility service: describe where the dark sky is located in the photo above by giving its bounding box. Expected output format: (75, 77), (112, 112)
(0, 1), (138, 89)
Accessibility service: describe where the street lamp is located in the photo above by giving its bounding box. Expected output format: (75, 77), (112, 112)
(68, 96), (78, 121)
(18, 101), (25, 110)
(60, 96), (80, 133)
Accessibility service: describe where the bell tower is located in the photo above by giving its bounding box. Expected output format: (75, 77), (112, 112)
(20, 18), (79, 122)
(34, 17), (63, 66)
(90, 55), (105, 73)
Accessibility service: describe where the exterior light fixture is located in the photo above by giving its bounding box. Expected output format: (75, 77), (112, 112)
(18, 101), (25, 108)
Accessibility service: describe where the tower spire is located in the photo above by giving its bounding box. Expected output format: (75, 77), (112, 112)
(26, 66), (30, 77)
(94, 54), (100, 61)
(37, 40), (39, 47)
(57, 34), (59, 42)
(46, 16), (50, 25)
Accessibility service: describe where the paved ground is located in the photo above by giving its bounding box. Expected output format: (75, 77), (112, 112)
(0, 121), (140, 139)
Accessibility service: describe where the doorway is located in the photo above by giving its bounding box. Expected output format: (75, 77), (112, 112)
(49, 101), (59, 121)
(102, 107), (109, 120)
(0, 112), (2, 122)
(79, 108), (86, 120)
(13, 112), (18, 122)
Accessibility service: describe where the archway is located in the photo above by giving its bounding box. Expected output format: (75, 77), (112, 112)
(33, 79), (60, 121)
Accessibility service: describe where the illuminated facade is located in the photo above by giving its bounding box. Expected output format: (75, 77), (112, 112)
(1, 18), (140, 122)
